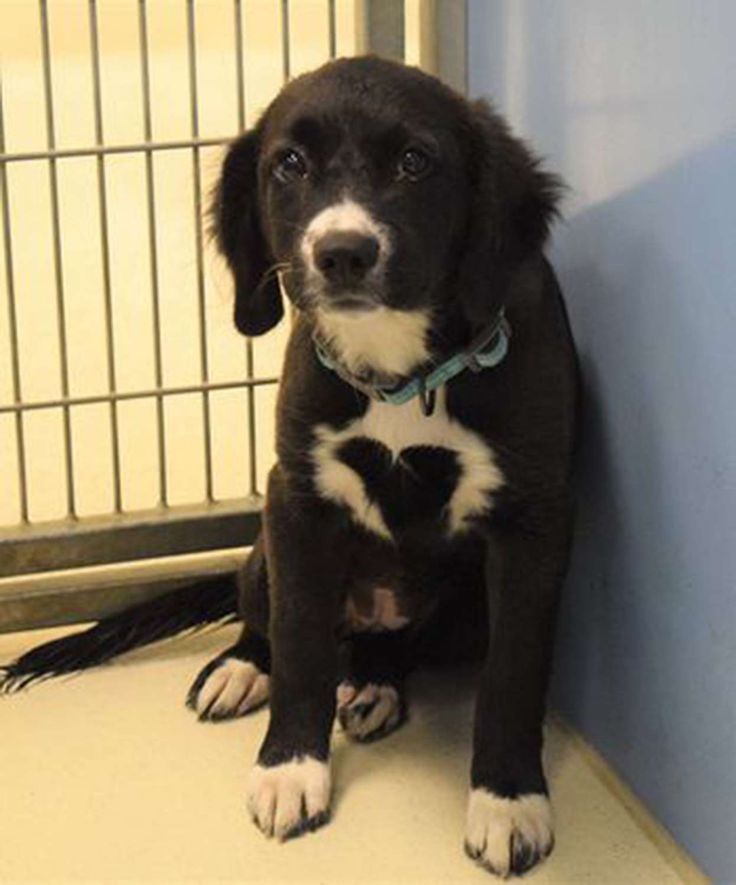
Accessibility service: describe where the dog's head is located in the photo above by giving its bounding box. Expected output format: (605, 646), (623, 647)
(212, 56), (561, 369)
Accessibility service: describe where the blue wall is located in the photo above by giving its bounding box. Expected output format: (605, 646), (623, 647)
(468, 2), (736, 880)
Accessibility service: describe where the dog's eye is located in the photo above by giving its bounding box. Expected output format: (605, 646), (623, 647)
(398, 147), (432, 180)
(274, 149), (308, 182)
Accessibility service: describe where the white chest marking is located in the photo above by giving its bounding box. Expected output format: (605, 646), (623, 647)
(316, 304), (432, 380)
(302, 199), (430, 381)
(312, 390), (503, 540)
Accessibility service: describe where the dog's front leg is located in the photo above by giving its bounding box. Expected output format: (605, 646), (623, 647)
(465, 498), (573, 878)
(246, 466), (347, 841)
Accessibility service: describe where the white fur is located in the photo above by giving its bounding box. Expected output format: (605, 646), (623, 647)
(314, 451), (391, 538)
(301, 198), (391, 275)
(312, 389), (503, 540)
(302, 199), (430, 380)
(247, 757), (331, 840)
(316, 305), (432, 380)
(337, 682), (401, 740)
(195, 658), (269, 718)
(465, 791), (554, 877)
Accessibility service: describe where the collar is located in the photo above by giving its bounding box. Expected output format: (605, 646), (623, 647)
(313, 310), (511, 417)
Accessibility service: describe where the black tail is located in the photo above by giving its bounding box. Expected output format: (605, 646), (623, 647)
(0, 575), (239, 694)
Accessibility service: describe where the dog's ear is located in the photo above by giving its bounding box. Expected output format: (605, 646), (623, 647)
(456, 99), (563, 327)
(211, 129), (283, 336)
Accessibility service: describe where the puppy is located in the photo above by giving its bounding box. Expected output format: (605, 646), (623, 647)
(2, 57), (578, 878)
(193, 56), (578, 876)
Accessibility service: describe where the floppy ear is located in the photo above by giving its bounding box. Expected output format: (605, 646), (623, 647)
(456, 99), (563, 328)
(211, 130), (283, 336)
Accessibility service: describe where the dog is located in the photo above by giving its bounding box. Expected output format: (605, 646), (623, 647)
(2, 57), (579, 878)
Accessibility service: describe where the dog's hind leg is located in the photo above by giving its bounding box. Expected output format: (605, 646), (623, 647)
(337, 629), (411, 742)
(186, 533), (271, 722)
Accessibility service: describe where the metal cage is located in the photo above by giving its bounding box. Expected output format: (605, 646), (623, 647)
(0, 0), (466, 632)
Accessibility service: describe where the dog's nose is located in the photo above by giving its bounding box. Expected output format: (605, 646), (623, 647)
(313, 232), (379, 286)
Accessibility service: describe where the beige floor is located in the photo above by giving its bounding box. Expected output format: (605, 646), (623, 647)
(0, 624), (694, 884)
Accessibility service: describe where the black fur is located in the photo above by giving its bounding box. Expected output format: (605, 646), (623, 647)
(3, 57), (579, 877)
(337, 438), (462, 532)
(212, 129), (283, 335)
(209, 57), (577, 872)
(0, 576), (237, 693)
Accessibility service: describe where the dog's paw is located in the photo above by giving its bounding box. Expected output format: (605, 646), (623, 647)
(247, 757), (331, 840)
(464, 791), (554, 878)
(186, 656), (269, 721)
(336, 680), (404, 742)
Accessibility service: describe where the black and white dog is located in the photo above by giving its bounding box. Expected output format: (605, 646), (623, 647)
(2, 57), (579, 878)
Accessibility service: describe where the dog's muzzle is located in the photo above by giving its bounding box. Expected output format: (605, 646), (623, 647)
(301, 199), (389, 312)
(314, 231), (379, 285)
(310, 231), (381, 311)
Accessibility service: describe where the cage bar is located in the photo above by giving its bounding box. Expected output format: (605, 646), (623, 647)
(185, 0), (214, 503)
(281, 0), (291, 82)
(0, 137), (230, 165)
(234, 0), (246, 131)
(88, 0), (123, 513)
(0, 0), (467, 632)
(0, 497), (262, 580)
(0, 377), (280, 417)
(0, 75), (30, 523)
(434, 0), (468, 94)
(365, 0), (405, 61)
(138, 0), (169, 507)
(233, 0), (259, 497)
(39, 0), (77, 518)
(328, 0), (337, 60)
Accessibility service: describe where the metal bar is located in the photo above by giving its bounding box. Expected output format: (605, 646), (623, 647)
(138, 0), (169, 506)
(328, 0), (337, 59)
(364, 0), (405, 61)
(88, 0), (122, 513)
(0, 498), (262, 578)
(39, 0), (76, 518)
(434, 0), (468, 94)
(0, 136), (230, 164)
(186, 0), (214, 502)
(233, 0), (259, 496)
(0, 557), (245, 634)
(244, 339), (259, 497)
(0, 75), (30, 523)
(281, 0), (291, 82)
(234, 0), (246, 131)
(0, 377), (280, 416)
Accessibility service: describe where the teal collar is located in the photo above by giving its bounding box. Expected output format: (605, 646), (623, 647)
(313, 311), (511, 416)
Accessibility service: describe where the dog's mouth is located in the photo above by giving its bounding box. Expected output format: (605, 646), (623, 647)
(300, 270), (385, 315)
(288, 254), (432, 321)
(319, 292), (380, 314)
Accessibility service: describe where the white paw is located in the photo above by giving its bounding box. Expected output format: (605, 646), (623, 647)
(336, 681), (403, 741)
(188, 657), (269, 720)
(247, 757), (331, 840)
(465, 791), (554, 878)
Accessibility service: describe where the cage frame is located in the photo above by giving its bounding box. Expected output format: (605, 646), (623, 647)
(0, 0), (467, 632)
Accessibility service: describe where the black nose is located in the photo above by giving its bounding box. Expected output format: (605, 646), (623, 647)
(313, 232), (380, 286)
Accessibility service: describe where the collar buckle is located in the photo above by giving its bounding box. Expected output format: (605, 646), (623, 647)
(417, 376), (437, 417)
